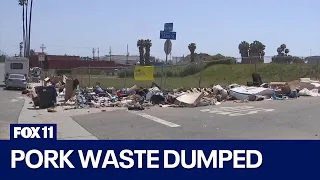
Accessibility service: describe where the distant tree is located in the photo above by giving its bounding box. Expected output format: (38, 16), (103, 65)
(272, 44), (304, 64)
(137, 39), (145, 65)
(239, 41), (265, 63)
(291, 56), (305, 64)
(188, 43), (196, 62)
(238, 41), (250, 63)
(144, 39), (152, 65)
(0, 54), (5, 62)
(29, 49), (35, 56)
(19, 42), (23, 57)
(249, 40), (265, 63)
(18, 0), (34, 57)
(27, 0), (34, 57)
(18, 0), (27, 57)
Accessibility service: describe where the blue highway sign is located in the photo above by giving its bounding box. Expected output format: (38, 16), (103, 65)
(160, 31), (176, 40)
(164, 23), (173, 32)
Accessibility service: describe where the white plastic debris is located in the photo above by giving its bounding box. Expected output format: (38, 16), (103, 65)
(228, 83), (241, 89)
(299, 88), (319, 97)
(212, 85), (223, 94)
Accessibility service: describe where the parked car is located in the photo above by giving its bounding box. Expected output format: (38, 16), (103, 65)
(5, 74), (27, 90)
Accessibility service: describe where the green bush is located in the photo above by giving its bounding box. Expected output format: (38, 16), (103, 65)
(166, 71), (173, 77)
(204, 59), (235, 68)
(153, 72), (162, 77)
(118, 69), (134, 78)
(178, 64), (203, 77)
(117, 64), (205, 78)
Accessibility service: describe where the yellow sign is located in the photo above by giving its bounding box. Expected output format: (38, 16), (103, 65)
(134, 66), (154, 81)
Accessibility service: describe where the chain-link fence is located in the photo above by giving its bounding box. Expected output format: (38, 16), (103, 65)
(62, 61), (320, 89)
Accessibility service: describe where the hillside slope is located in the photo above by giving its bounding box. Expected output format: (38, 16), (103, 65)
(73, 63), (319, 89)
(186, 63), (319, 86)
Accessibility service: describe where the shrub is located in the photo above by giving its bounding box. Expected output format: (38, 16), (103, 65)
(204, 59), (235, 68)
(166, 71), (173, 77)
(117, 69), (134, 78)
(154, 72), (163, 77)
(178, 64), (203, 77)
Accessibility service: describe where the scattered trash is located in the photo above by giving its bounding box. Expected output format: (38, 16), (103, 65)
(229, 86), (273, 101)
(47, 108), (57, 113)
(299, 88), (319, 97)
(23, 74), (320, 113)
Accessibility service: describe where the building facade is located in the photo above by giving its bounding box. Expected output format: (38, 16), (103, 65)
(99, 55), (140, 65)
(306, 56), (320, 64)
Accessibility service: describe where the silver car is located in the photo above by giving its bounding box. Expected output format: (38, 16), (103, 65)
(5, 74), (27, 90)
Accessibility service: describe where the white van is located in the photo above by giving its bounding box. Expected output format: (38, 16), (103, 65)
(4, 57), (29, 81)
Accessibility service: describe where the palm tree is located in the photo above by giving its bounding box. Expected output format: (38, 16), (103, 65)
(137, 39), (145, 65)
(277, 47), (282, 55)
(144, 39), (152, 65)
(27, 0), (33, 57)
(19, 42), (23, 57)
(284, 48), (289, 56)
(249, 40), (265, 63)
(253, 40), (266, 63)
(188, 43), (196, 62)
(18, 0), (26, 57)
(29, 49), (35, 56)
(280, 44), (286, 51)
(238, 41), (250, 63)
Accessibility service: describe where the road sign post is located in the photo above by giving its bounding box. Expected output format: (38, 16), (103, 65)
(38, 54), (45, 62)
(164, 40), (172, 56)
(164, 23), (173, 32)
(160, 31), (176, 40)
(38, 53), (46, 85)
(160, 23), (177, 88)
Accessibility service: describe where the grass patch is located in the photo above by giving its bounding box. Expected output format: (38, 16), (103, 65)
(71, 64), (320, 89)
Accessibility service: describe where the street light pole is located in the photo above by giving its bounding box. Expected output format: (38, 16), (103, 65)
(310, 49), (312, 56)
(40, 44), (46, 86)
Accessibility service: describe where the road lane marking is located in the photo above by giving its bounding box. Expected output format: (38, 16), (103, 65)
(128, 111), (181, 128)
(200, 106), (274, 117)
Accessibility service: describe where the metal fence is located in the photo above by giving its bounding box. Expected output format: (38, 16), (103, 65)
(64, 62), (320, 89)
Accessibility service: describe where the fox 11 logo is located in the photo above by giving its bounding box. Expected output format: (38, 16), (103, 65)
(10, 124), (57, 141)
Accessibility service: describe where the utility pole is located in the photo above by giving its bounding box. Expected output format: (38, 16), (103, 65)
(92, 48), (95, 60)
(40, 44), (46, 85)
(97, 47), (100, 61)
(126, 44), (129, 65)
(124, 44), (129, 87)
(310, 49), (312, 56)
(40, 44), (46, 53)
(109, 46), (112, 61)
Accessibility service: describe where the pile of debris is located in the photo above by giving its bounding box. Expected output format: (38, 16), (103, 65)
(24, 74), (320, 112)
(227, 75), (320, 101)
(58, 82), (226, 110)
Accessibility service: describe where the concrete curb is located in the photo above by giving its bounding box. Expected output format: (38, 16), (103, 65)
(18, 96), (98, 140)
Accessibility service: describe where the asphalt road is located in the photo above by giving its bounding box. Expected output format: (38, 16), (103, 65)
(0, 63), (25, 139)
(73, 97), (320, 140)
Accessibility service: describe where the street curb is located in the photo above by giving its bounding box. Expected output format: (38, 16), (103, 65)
(18, 96), (98, 140)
